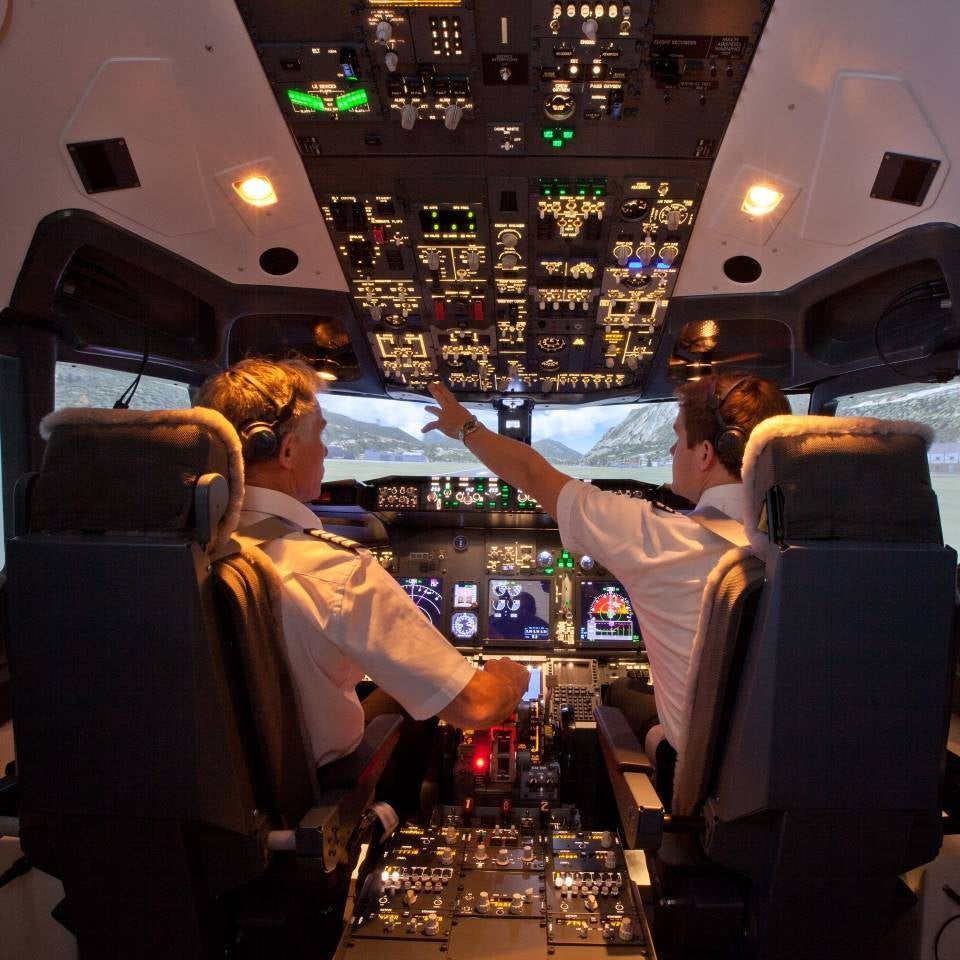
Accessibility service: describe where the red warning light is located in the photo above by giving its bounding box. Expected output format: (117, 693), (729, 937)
(474, 755), (487, 771)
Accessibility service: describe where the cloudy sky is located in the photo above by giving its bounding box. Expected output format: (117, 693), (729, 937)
(318, 392), (654, 453)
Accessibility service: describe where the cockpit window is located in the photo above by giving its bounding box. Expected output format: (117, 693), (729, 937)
(835, 381), (960, 548)
(55, 362), (191, 411)
(319, 393), (680, 485)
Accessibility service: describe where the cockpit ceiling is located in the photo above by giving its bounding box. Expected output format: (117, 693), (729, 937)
(231, 0), (769, 401)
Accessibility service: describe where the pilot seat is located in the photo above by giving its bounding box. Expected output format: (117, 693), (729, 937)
(598, 414), (958, 960)
(4, 406), (401, 960)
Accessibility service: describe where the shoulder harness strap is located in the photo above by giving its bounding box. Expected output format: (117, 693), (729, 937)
(687, 505), (750, 548)
(303, 527), (364, 552)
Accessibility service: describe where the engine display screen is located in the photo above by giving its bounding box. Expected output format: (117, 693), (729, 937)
(487, 579), (551, 642)
(453, 581), (479, 608)
(579, 581), (641, 647)
(395, 577), (444, 630)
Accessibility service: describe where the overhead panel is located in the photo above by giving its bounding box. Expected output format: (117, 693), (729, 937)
(234, 0), (770, 401)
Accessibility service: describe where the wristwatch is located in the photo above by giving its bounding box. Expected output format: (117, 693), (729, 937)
(458, 416), (480, 442)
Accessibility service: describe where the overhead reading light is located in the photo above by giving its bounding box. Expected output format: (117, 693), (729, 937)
(741, 184), (784, 217)
(316, 358), (340, 382)
(233, 175), (278, 207)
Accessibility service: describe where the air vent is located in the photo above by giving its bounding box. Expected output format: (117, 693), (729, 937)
(67, 138), (140, 194)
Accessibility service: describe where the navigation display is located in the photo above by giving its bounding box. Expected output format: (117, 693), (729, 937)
(395, 577), (444, 630)
(488, 579), (551, 642)
(579, 581), (641, 647)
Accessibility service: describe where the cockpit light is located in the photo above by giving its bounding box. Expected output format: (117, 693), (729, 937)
(233, 175), (278, 208)
(316, 358), (340, 382)
(741, 184), (783, 216)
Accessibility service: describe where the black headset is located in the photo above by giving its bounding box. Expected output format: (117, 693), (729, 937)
(232, 370), (297, 463)
(707, 376), (751, 464)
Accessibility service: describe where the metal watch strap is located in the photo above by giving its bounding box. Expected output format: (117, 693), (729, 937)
(458, 417), (479, 441)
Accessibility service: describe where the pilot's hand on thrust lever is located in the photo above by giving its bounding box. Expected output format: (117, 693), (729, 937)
(422, 381), (474, 441)
(483, 657), (530, 706)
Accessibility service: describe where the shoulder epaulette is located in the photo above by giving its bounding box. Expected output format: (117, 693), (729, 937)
(303, 527), (364, 552)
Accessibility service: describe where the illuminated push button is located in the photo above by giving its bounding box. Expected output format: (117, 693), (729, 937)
(496, 847), (511, 866)
(476, 891), (490, 914)
(510, 893), (524, 914)
(400, 103), (417, 130)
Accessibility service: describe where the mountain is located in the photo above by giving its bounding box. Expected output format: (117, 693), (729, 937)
(837, 383), (960, 441)
(323, 408), (479, 462)
(581, 403), (677, 466)
(533, 438), (583, 464)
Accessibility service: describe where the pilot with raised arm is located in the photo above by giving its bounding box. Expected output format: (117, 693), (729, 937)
(422, 374), (790, 795)
(195, 359), (530, 791)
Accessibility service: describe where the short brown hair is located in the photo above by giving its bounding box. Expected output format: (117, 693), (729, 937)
(676, 373), (791, 479)
(194, 358), (323, 454)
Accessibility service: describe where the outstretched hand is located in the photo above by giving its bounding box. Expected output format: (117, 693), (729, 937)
(422, 381), (474, 440)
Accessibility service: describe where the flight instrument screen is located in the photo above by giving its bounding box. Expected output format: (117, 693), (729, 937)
(487, 579), (551, 643)
(579, 581), (641, 648)
(395, 577), (444, 631)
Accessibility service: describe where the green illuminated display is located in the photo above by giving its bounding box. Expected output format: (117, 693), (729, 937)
(335, 88), (369, 111)
(542, 127), (575, 149)
(287, 89), (327, 111)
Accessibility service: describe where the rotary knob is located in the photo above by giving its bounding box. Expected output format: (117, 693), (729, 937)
(370, 304), (383, 322)
(500, 66), (512, 81)
(500, 251), (521, 269)
(604, 850), (616, 869)
(659, 244), (679, 267)
(467, 250), (480, 272)
(441, 847), (455, 866)
(636, 242), (656, 267)
(443, 826), (458, 843)
(510, 892), (524, 914)
(403, 888), (417, 906)
(375, 20), (393, 43)
(666, 208), (681, 230)
(423, 913), (440, 936)
(619, 917), (634, 941)
(601, 831), (613, 848)
(521, 844), (534, 863)
(400, 103), (417, 130)
(585, 893), (599, 912)
(427, 250), (441, 272)
(476, 891), (490, 914)
(613, 242), (633, 266)
(475, 842), (487, 861)
(496, 847), (511, 866)
(384, 51), (399, 73)
(444, 103), (464, 131)
(582, 17), (599, 39)
(500, 230), (520, 248)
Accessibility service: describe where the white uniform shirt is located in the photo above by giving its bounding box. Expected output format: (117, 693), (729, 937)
(239, 486), (477, 767)
(556, 480), (744, 753)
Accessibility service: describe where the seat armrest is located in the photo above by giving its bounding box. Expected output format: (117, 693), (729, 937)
(316, 714), (403, 791)
(595, 705), (663, 850)
(595, 705), (654, 773)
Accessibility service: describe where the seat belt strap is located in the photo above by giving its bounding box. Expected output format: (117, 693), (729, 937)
(688, 505), (750, 548)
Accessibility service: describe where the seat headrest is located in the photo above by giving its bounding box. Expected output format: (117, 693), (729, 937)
(741, 415), (940, 556)
(34, 407), (245, 549)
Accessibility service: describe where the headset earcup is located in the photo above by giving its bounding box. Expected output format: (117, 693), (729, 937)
(239, 421), (279, 463)
(715, 427), (747, 464)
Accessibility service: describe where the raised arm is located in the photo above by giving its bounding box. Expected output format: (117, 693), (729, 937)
(422, 381), (573, 519)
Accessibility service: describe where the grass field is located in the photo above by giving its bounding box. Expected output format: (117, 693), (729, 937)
(323, 459), (960, 551)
